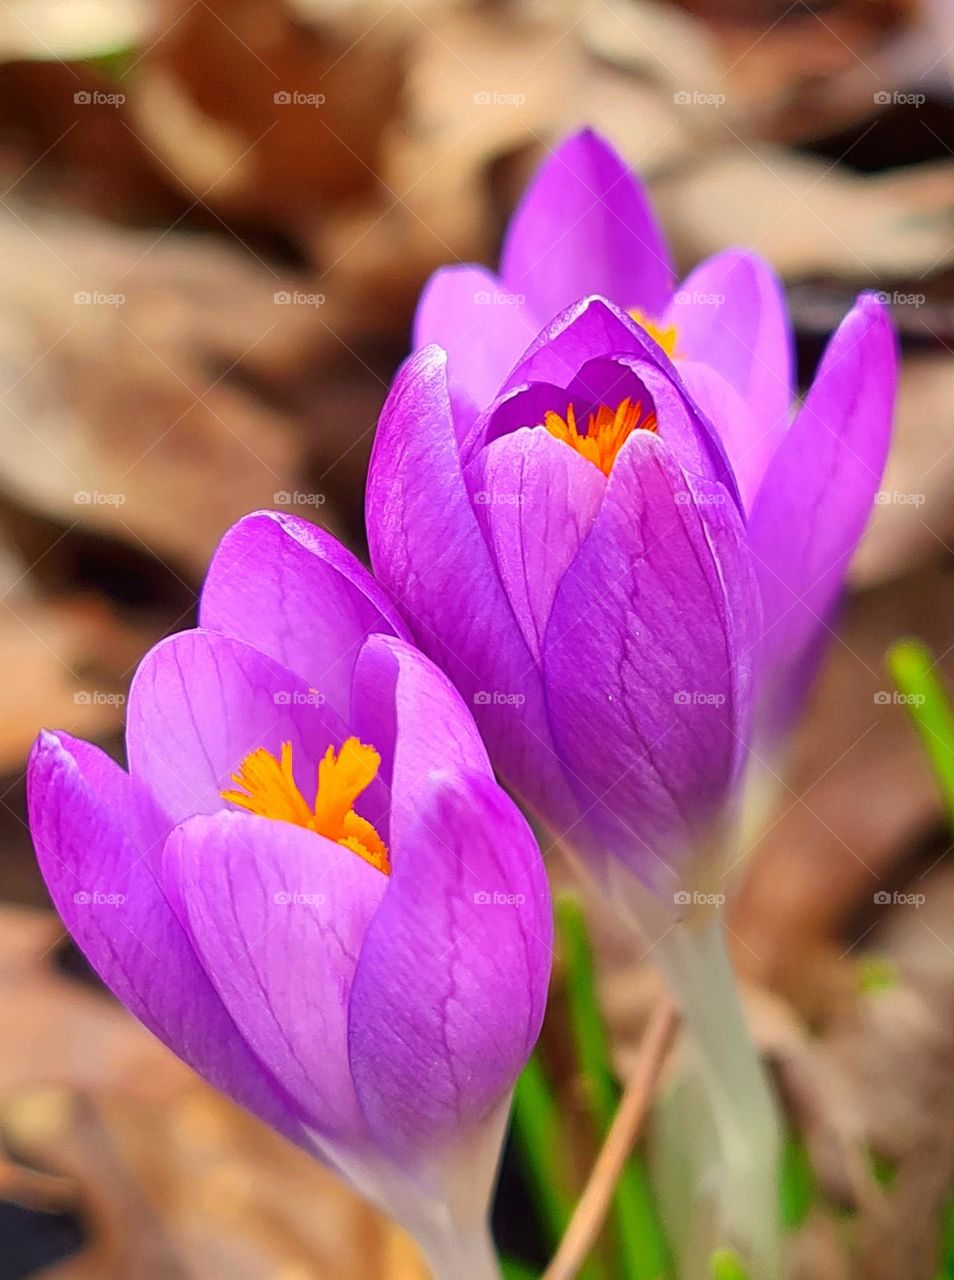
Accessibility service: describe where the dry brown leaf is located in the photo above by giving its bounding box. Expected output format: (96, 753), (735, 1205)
(854, 355), (954, 588)
(657, 147), (954, 280)
(0, 905), (429, 1280)
(730, 564), (954, 999)
(0, 593), (148, 776)
(0, 209), (354, 575)
(130, 0), (408, 223)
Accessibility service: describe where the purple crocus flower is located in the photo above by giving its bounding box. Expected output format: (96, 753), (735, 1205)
(368, 288), (896, 891)
(27, 510), (552, 1276)
(415, 128), (795, 505)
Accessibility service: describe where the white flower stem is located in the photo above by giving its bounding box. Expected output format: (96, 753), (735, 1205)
(652, 913), (782, 1279)
(419, 1218), (503, 1280)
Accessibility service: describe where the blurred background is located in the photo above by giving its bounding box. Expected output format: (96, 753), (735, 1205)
(0, 1), (953, 1277)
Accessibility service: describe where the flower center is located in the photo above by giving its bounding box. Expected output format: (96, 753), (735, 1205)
(629, 308), (678, 358)
(543, 397), (658, 476)
(221, 737), (390, 875)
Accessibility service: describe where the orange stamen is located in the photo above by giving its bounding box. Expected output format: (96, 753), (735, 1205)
(543, 397), (658, 476)
(629, 308), (678, 357)
(222, 737), (390, 875)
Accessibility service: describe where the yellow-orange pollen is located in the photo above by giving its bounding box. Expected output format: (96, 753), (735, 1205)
(543, 397), (658, 477)
(221, 737), (390, 875)
(629, 308), (678, 358)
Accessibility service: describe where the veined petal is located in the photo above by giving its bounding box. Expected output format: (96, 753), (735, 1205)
(483, 298), (739, 499)
(200, 511), (408, 721)
(126, 630), (363, 830)
(27, 731), (306, 1142)
(667, 249), (793, 453)
(748, 293), (897, 728)
(469, 426), (606, 659)
(494, 295), (660, 401)
(677, 361), (772, 513)
(500, 129), (673, 322)
(348, 770), (552, 1168)
(164, 811), (387, 1140)
(544, 432), (760, 884)
(367, 347), (572, 831)
(413, 265), (540, 437)
(350, 634), (492, 856)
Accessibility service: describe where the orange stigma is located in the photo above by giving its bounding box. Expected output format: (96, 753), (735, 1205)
(629, 308), (678, 357)
(222, 737), (390, 875)
(543, 397), (658, 476)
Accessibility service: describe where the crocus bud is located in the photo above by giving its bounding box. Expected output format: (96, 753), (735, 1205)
(28, 511), (552, 1276)
(368, 290), (895, 892)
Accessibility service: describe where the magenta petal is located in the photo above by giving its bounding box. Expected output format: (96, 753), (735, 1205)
(677, 362), (771, 512)
(413, 265), (540, 434)
(495, 296), (659, 399)
(500, 129), (674, 322)
(367, 347), (577, 839)
(27, 731), (306, 1142)
(469, 427), (605, 659)
(544, 433), (760, 883)
(165, 811), (387, 1141)
(485, 299), (739, 498)
(126, 630), (351, 828)
(348, 770), (552, 1166)
(668, 249), (793, 447)
(200, 511), (407, 720)
(748, 293), (897, 719)
(350, 634), (491, 855)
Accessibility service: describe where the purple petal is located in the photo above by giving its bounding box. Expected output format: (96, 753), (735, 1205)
(350, 634), (492, 855)
(500, 129), (673, 322)
(468, 427), (605, 659)
(748, 294), (897, 722)
(367, 346), (569, 817)
(164, 810), (387, 1141)
(413, 265), (540, 435)
(348, 770), (552, 1166)
(543, 433), (760, 885)
(200, 511), (408, 720)
(677, 362), (771, 512)
(126, 630), (354, 828)
(492, 296), (660, 404)
(668, 249), (793, 454)
(27, 731), (306, 1142)
(481, 298), (739, 500)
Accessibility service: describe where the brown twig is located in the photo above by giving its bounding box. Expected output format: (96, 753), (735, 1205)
(541, 998), (679, 1280)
